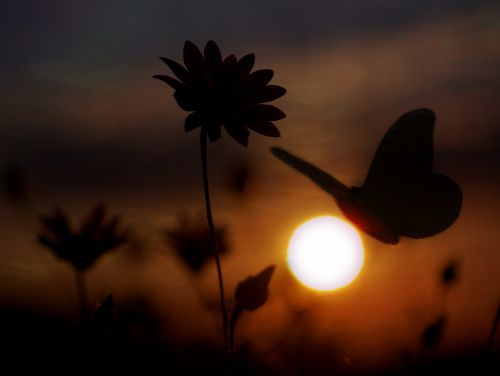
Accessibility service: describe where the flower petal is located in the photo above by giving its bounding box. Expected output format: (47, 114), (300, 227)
(38, 234), (59, 249)
(204, 40), (222, 80)
(81, 205), (106, 236)
(222, 54), (238, 80)
(239, 69), (274, 90)
(224, 122), (249, 146)
(152, 75), (186, 91)
(237, 53), (255, 77)
(240, 85), (287, 104)
(41, 209), (71, 238)
(159, 57), (191, 84)
(240, 104), (286, 121)
(245, 121), (281, 137)
(174, 89), (198, 111)
(183, 41), (208, 84)
(207, 122), (222, 141)
(185, 111), (203, 132)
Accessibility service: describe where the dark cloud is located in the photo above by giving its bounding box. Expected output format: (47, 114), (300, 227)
(2, 1), (498, 76)
(0, 120), (253, 200)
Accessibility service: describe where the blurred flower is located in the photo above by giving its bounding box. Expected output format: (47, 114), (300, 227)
(441, 259), (460, 287)
(234, 265), (275, 312)
(164, 214), (230, 272)
(154, 40), (286, 146)
(38, 205), (128, 271)
(227, 160), (253, 196)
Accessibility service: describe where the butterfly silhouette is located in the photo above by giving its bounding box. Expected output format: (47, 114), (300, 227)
(271, 109), (462, 244)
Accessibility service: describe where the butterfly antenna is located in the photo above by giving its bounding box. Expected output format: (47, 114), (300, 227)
(271, 147), (351, 200)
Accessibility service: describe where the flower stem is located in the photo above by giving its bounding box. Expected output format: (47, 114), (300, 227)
(200, 128), (230, 352)
(75, 270), (88, 321)
(229, 307), (243, 375)
(487, 301), (500, 353)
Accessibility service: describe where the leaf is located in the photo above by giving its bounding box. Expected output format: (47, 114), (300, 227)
(235, 265), (275, 311)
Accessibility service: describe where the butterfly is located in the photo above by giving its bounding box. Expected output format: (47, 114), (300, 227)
(271, 109), (462, 244)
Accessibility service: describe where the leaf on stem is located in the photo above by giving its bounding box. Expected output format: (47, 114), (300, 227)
(234, 265), (275, 312)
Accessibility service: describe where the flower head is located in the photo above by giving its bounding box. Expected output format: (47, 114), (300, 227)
(38, 205), (128, 271)
(154, 41), (287, 146)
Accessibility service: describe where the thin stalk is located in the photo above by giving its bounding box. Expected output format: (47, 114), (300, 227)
(75, 270), (87, 321)
(487, 301), (500, 353)
(200, 128), (229, 351)
(229, 307), (243, 375)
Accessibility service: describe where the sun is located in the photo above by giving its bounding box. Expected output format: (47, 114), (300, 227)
(287, 216), (364, 291)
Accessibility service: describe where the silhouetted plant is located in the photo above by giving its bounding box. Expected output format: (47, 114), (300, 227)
(154, 40), (286, 368)
(164, 214), (230, 272)
(487, 301), (500, 353)
(38, 205), (127, 320)
(272, 109), (462, 244)
(230, 265), (275, 373)
(154, 41), (286, 146)
(441, 259), (460, 288)
(227, 160), (253, 196)
(421, 315), (447, 352)
(88, 294), (115, 335)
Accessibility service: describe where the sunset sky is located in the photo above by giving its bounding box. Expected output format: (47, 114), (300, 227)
(1, 1), (499, 373)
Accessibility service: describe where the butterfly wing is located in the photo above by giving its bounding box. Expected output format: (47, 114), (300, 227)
(361, 173), (462, 238)
(270, 147), (351, 201)
(359, 108), (462, 238)
(272, 147), (401, 243)
(363, 108), (435, 193)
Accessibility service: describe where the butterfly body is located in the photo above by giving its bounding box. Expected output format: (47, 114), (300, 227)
(271, 109), (462, 245)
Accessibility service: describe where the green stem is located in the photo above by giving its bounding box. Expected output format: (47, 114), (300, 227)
(200, 128), (230, 353)
(75, 270), (87, 321)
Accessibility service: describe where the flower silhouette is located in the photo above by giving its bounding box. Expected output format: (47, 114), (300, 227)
(164, 215), (229, 272)
(38, 205), (128, 271)
(154, 40), (286, 146)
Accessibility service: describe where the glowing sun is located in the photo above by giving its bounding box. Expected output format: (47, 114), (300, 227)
(287, 216), (364, 291)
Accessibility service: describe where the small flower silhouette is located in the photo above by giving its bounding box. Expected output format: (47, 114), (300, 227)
(154, 40), (286, 146)
(164, 214), (230, 272)
(38, 205), (128, 271)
